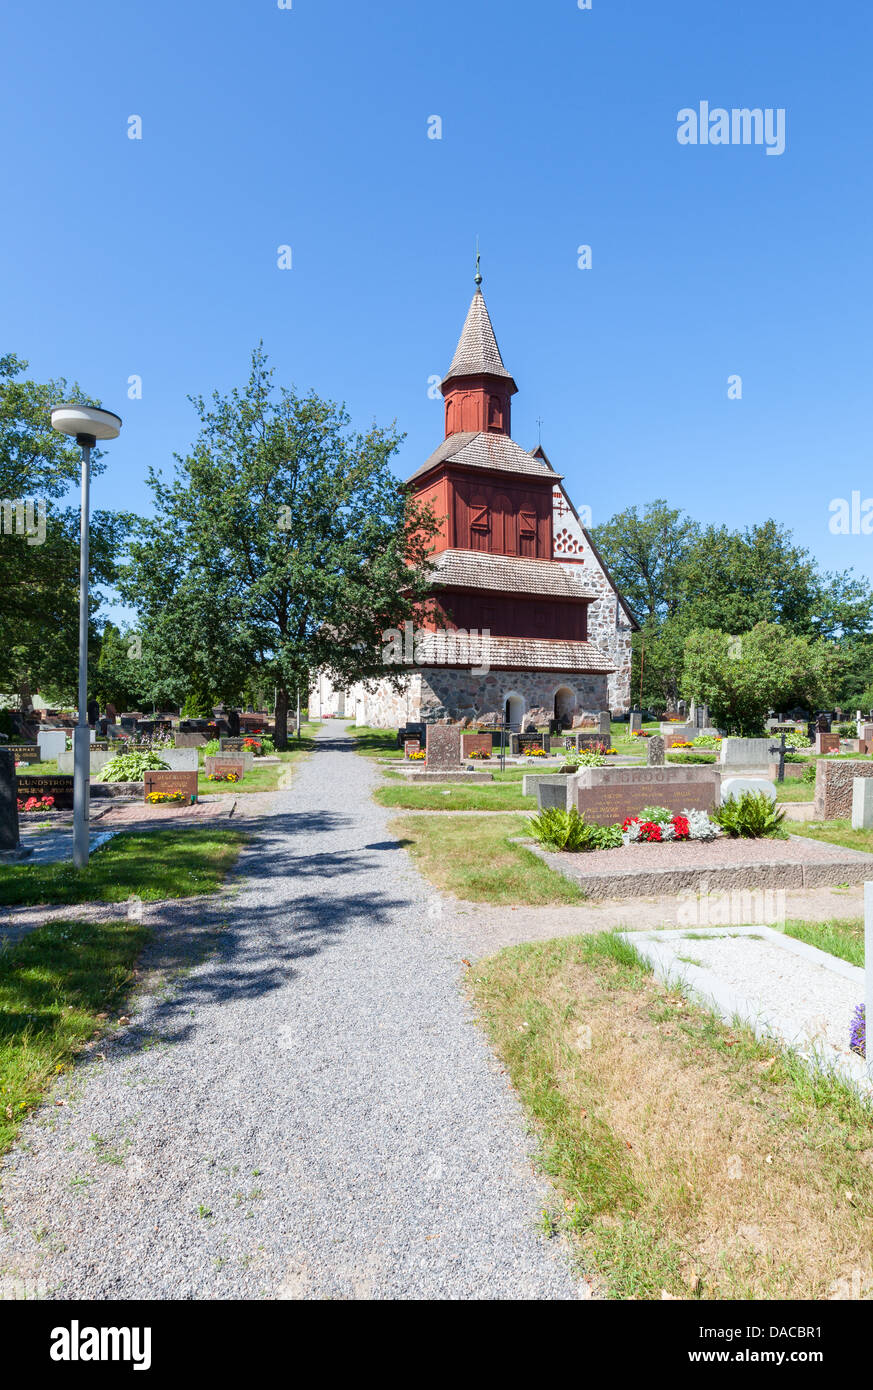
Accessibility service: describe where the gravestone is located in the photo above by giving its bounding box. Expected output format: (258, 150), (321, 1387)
(425, 725), (462, 769)
(719, 738), (772, 768)
(852, 779), (873, 830)
(205, 755), (248, 779)
(570, 731), (612, 752)
(0, 750), (20, 851)
(461, 732), (492, 759)
(815, 732), (840, 755)
(37, 729), (67, 762)
(598, 711), (611, 738)
(219, 738), (249, 753)
(720, 776), (777, 806)
(14, 774), (75, 809)
(205, 759), (244, 782)
(143, 770), (198, 803)
(10, 745), (40, 762)
(646, 736), (665, 767)
(815, 761), (873, 819)
(511, 732), (551, 755)
(628, 710), (642, 734)
(569, 765), (719, 826)
(404, 739), (421, 759)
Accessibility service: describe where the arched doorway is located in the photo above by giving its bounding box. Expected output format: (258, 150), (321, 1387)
(504, 693), (524, 728)
(554, 686), (575, 728)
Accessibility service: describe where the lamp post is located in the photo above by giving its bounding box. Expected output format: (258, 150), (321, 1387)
(50, 405), (123, 868)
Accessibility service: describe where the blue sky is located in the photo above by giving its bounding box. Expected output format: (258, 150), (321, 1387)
(2, 0), (872, 622)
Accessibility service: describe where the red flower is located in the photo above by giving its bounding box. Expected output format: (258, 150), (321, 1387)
(622, 816), (641, 832)
(671, 814), (689, 840)
(639, 820), (662, 842)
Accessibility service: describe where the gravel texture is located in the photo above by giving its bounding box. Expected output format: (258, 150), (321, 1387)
(0, 723), (584, 1301)
(673, 932), (860, 1056)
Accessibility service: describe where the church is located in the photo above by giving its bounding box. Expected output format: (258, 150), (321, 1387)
(310, 275), (636, 728)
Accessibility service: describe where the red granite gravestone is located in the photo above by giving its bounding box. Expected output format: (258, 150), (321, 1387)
(143, 770), (198, 803)
(404, 739), (421, 758)
(815, 732), (841, 755)
(425, 725), (462, 768)
(204, 756), (245, 781)
(461, 733), (492, 759)
(205, 758), (244, 782)
(571, 765), (719, 826)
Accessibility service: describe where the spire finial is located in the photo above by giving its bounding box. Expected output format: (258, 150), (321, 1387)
(474, 236), (482, 288)
(537, 416), (544, 447)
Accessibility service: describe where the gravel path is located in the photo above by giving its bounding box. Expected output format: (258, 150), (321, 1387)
(0, 723), (585, 1301)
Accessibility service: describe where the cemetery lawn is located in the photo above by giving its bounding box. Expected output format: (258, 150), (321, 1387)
(351, 726), (404, 759)
(472, 930), (873, 1300)
(389, 813), (583, 904)
(773, 780), (815, 802)
(16, 760), (59, 776)
(790, 820), (873, 854)
(0, 828), (247, 907)
(0, 916), (149, 1156)
(610, 721), (660, 756)
(782, 917), (863, 967)
(198, 725), (319, 794)
(373, 782), (535, 811)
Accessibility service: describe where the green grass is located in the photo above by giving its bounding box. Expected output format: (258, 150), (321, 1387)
(16, 759), (59, 776)
(197, 723), (318, 794)
(389, 812), (583, 904)
(0, 917), (149, 1155)
(782, 917), (864, 967)
(773, 780), (815, 802)
(790, 819), (873, 854)
(373, 780), (536, 811)
(350, 726), (404, 759)
(0, 827), (247, 907)
(471, 930), (873, 1300)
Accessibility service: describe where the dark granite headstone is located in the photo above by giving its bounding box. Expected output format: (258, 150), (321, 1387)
(228, 709), (241, 737)
(0, 749), (20, 850)
(14, 774), (75, 810)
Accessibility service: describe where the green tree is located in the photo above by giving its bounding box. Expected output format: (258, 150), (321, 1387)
(0, 354), (125, 709)
(683, 623), (845, 736)
(122, 347), (440, 748)
(590, 499), (698, 623)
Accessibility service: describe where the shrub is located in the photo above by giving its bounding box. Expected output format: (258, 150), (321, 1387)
(640, 805), (672, 823)
(837, 722), (856, 738)
(203, 739), (221, 756)
(667, 752), (717, 764)
(774, 728), (812, 750)
(527, 807), (614, 853)
(97, 750), (169, 783)
(561, 749), (607, 770)
(691, 735), (722, 748)
(801, 761), (818, 784)
(712, 791), (785, 839)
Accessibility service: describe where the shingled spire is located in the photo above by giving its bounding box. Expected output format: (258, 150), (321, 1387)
(441, 276), (518, 438)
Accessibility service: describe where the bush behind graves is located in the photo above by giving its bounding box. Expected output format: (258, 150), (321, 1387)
(528, 807), (621, 853)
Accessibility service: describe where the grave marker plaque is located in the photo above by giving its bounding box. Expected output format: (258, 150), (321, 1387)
(815, 731), (841, 755)
(571, 765), (719, 826)
(14, 774), (75, 809)
(143, 770), (198, 803)
(204, 756), (246, 781)
(461, 733), (492, 759)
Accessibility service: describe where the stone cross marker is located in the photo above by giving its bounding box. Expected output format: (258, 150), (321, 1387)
(646, 736), (665, 766)
(0, 749), (20, 852)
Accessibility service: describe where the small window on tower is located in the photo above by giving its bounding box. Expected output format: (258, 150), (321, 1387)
(471, 501), (490, 532)
(487, 396), (503, 432)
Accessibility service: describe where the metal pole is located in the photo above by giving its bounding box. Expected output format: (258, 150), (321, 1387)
(73, 439), (92, 868)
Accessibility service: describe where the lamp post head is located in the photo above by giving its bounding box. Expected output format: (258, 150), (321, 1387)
(51, 404), (122, 448)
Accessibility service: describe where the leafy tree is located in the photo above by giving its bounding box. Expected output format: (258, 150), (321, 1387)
(122, 347), (440, 747)
(590, 499), (698, 623)
(683, 623), (845, 735)
(0, 354), (125, 710)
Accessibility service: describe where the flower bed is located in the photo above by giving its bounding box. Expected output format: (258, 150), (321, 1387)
(407, 749), (426, 761)
(17, 794), (55, 814)
(206, 771), (240, 783)
(145, 790), (188, 805)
